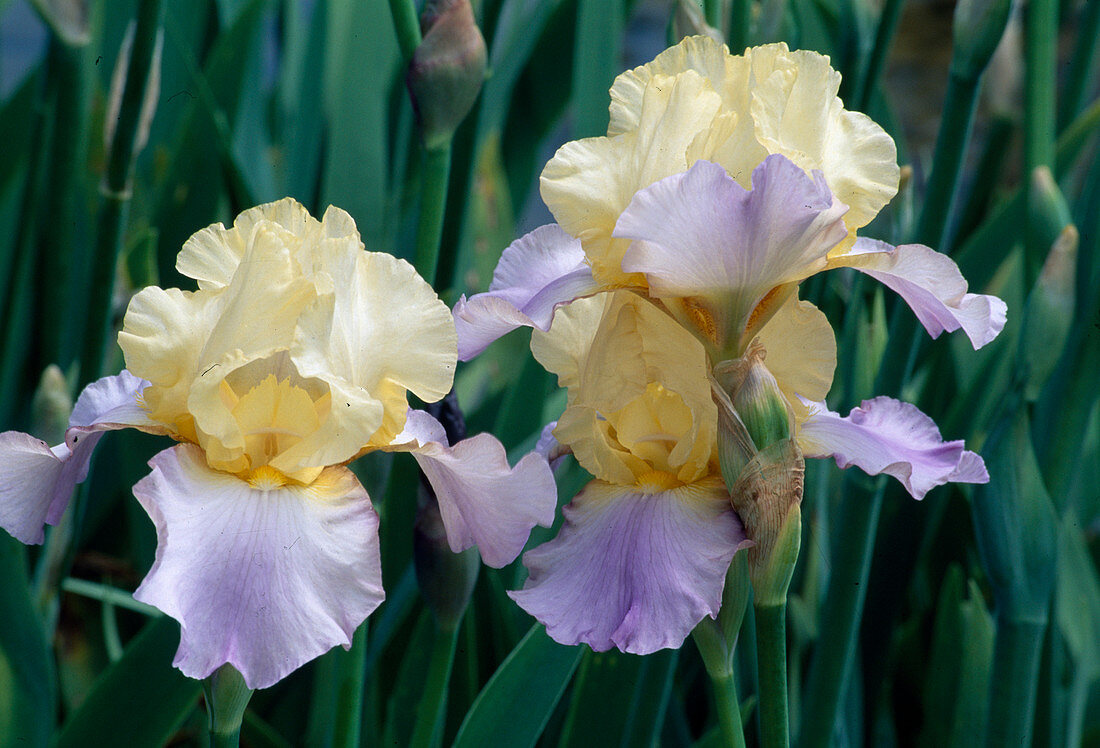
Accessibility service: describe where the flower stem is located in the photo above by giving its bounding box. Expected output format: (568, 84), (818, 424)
(414, 143), (452, 288)
(693, 619), (747, 748)
(914, 70), (981, 250)
(985, 616), (1046, 747)
(410, 621), (460, 748)
(712, 671), (747, 748)
(388, 0), (422, 63)
(1024, 0), (1058, 285)
(798, 481), (884, 747)
(754, 603), (789, 748)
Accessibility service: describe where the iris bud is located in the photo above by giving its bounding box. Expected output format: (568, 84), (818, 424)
(407, 0), (487, 150)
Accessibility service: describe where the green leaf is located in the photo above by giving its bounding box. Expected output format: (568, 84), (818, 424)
(452, 625), (583, 748)
(0, 535), (55, 748)
(559, 648), (678, 747)
(382, 609), (434, 748)
(971, 403), (1058, 618)
(319, 0), (399, 250)
(1055, 513), (1100, 679)
(922, 565), (994, 748)
(55, 616), (200, 747)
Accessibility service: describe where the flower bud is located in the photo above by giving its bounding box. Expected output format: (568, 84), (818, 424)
(714, 341), (792, 455)
(31, 364), (72, 445)
(407, 0), (487, 150)
(414, 497), (480, 629)
(203, 664), (253, 742)
(730, 438), (804, 607)
(413, 391), (478, 629)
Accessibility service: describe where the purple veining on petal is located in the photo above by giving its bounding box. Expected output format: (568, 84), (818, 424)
(511, 479), (748, 654)
(132, 445), (384, 690)
(616, 156), (848, 315)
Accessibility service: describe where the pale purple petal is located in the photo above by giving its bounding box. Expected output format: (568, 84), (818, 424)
(0, 433), (67, 544)
(840, 238), (1007, 348)
(797, 396), (989, 499)
(0, 371), (156, 544)
(453, 224), (599, 360)
(510, 479), (749, 654)
(132, 445), (383, 689)
(616, 156), (848, 329)
(391, 410), (557, 568)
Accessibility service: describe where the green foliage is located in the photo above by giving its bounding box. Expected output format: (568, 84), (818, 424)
(0, 0), (1097, 744)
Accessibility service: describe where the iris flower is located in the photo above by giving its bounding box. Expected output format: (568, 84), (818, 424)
(513, 291), (750, 652)
(454, 38), (1005, 651)
(0, 198), (556, 688)
(455, 37), (1003, 501)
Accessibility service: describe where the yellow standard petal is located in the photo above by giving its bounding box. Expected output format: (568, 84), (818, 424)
(754, 293), (837, 425)
(121, 197), (457, 484)
(533, 291), (717, 486)
(541, 70), (735, 288)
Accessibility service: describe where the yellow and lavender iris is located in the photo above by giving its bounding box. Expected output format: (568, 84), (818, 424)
(513, 292), (750, 653)
(454, 38), (1004, 651)
(0, 198), (556, 689)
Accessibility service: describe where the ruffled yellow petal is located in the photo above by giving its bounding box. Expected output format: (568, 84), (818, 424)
(747, 46), (899, 231)
(288, 250), (456, 471)
(755, 294), (837, 424)
(122, 198), (456, 482)
(534, 292), (717, 485)
(541, 70), (731, 288)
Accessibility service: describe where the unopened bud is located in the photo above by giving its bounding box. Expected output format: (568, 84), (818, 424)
(414, 391), (478, 628)
(1022, 223), (1077, 399)
(414, 498), (479, 629)
(951, 0), (1012, 80)
(715, 341), (792, 452)
(203, 664), (253, 740)
(407, 0), (487, 150)
(31, 364), (72, 445)
(731, 438), (804, 607)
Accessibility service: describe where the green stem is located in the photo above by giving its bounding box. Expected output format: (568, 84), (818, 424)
(81, 0), (163, 384)
(713, 672), (747, 748)
(798, 482), (884, 748)
(728, 0), (751, 50)
(410, 622), (460, 748)
(853, 0), (904, 112)
(985, 616), (1045, 747)
(1057, 0), (1100, 130)
(388, 0), (422, 63)
(1024, 0), (1058, 285)
(754, 603), (789, 748)
(914, 71), (981, 249)
(693, 623), (746, 748)
(414, 144), (452, 287)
